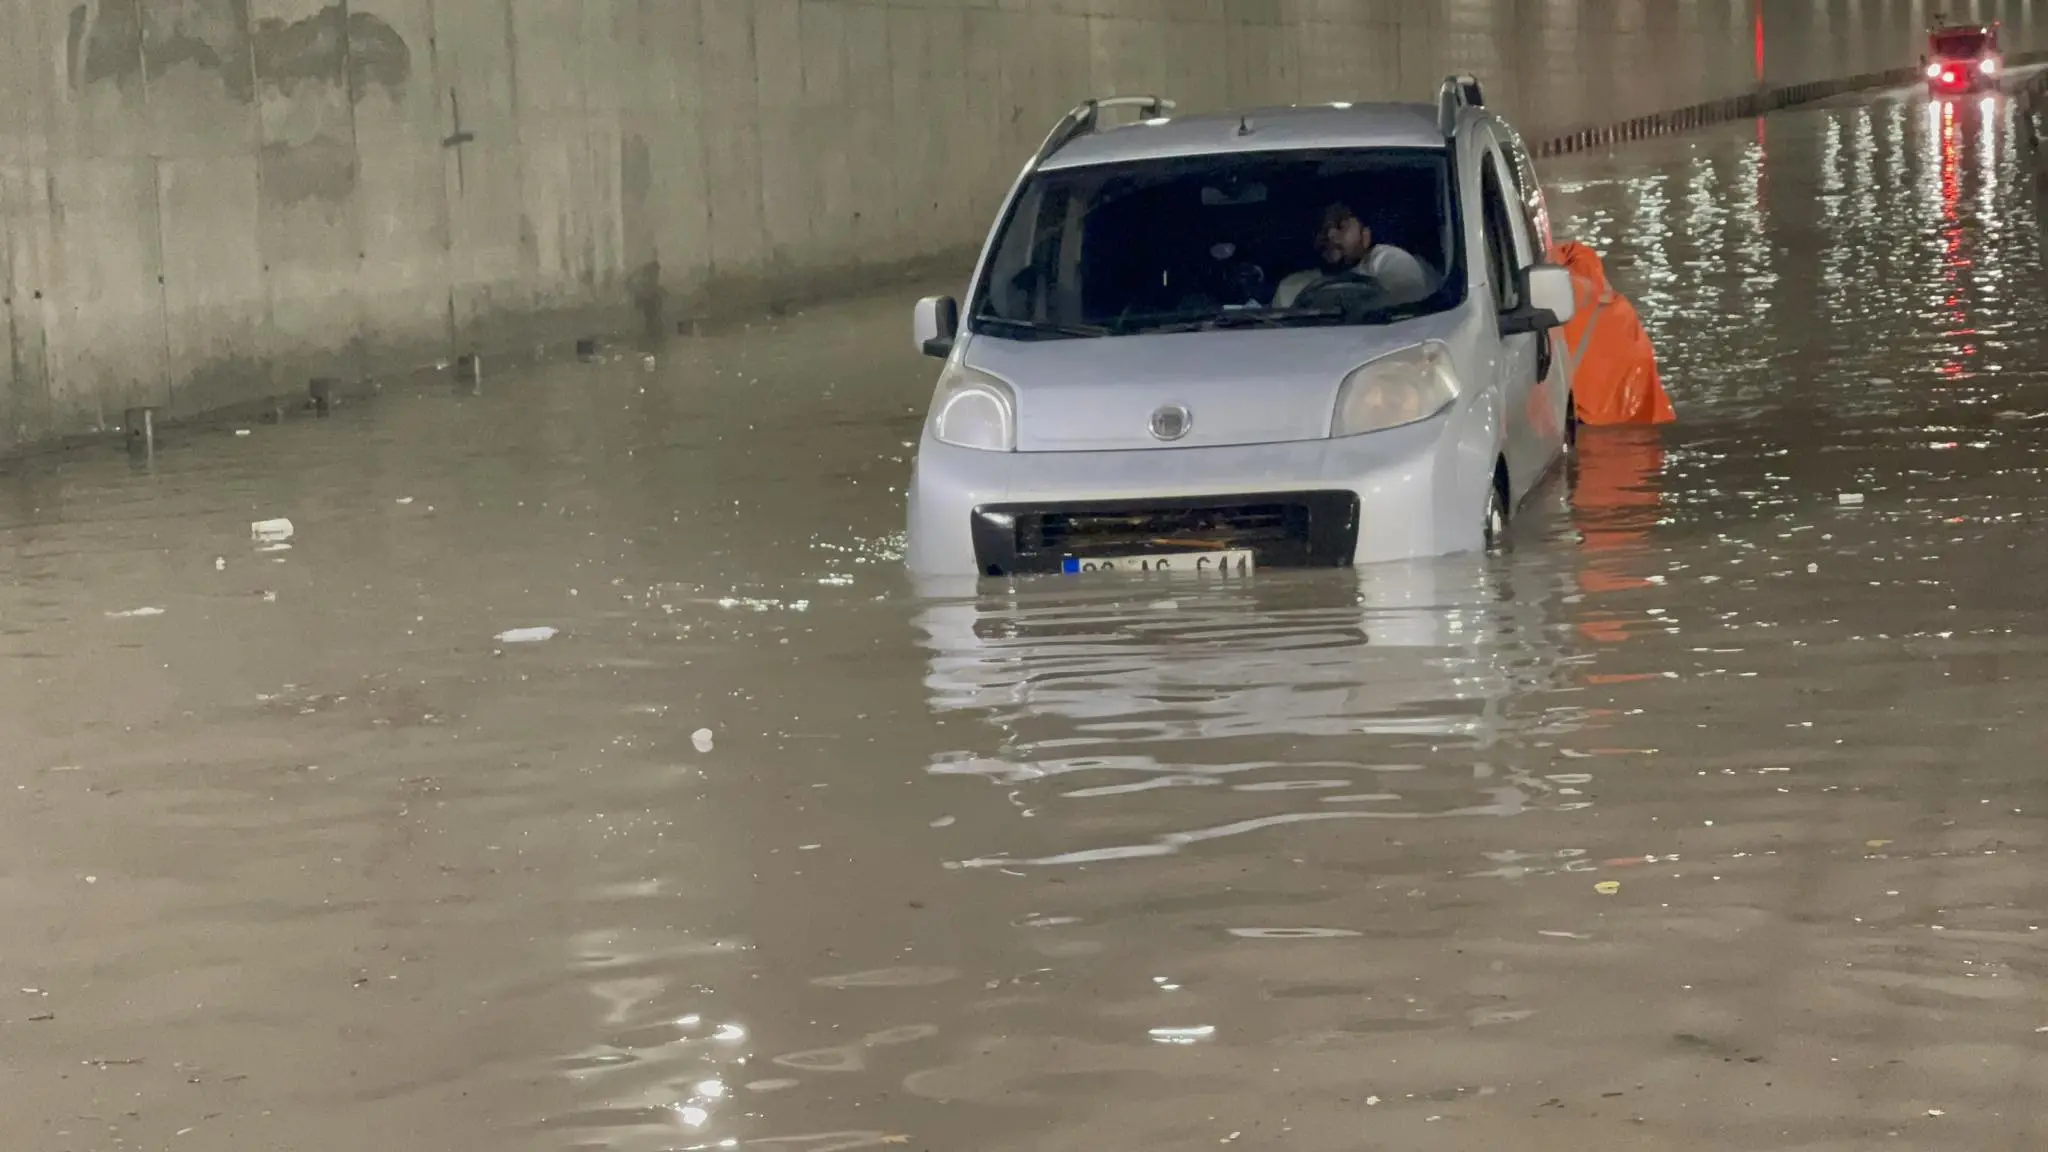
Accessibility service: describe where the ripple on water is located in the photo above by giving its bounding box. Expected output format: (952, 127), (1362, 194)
(916, 561), (1587, 870)
(1225, 927), (1365, 940)
(810, 966), (960, 989)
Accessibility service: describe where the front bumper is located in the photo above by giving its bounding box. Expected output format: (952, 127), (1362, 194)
(905, 406), (1497, 577)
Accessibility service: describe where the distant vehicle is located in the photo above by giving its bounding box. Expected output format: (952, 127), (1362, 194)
(904, 77), (1578, 579)
(1923, 19), (2002, 95)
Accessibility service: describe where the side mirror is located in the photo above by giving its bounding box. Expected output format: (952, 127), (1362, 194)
(1525, 264), (1575, 325)
(914, 296), (959, 359)
(1499, 264), (1575, 336)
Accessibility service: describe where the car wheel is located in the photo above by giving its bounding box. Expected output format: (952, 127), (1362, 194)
(1483, 478), (1508, 550)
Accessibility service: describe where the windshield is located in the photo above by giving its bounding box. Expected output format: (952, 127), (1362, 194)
(1931, 28), (1989, 56)
(968, 147), (1464, 339)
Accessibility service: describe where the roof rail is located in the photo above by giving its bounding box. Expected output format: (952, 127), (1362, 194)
(1030, 95), (1178, 169)
(1437, 74), (1485, 138)
(1925, 12), (1989, 31)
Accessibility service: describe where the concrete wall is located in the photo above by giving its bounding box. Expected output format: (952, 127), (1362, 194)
(1, 0), (2042, 449)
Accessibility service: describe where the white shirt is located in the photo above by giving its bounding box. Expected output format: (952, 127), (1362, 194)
(1272, 244), (1435, 309)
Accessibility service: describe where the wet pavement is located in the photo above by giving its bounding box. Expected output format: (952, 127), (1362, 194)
(8, 80), (2048, 1151)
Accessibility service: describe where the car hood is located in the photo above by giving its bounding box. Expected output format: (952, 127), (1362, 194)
(965, 314), (1469, 452)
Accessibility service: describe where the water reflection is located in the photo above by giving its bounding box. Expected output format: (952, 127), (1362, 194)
(916, 557), (1595, 871)
(1546, 87), (2048, 428)
(1570, 427), (1670, 643)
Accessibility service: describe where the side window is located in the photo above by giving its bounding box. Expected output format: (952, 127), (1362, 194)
(1478, 152), (1524, 311)
(982, 182), (1052, 320)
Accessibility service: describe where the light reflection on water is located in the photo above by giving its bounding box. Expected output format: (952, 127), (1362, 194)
(1559, 89), (2048, 429)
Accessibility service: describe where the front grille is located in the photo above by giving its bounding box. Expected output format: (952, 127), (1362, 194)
(1026, 503), (1302, 553)
(970, 491), (1359, 576)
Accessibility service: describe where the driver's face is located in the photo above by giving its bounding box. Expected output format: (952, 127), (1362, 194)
(1318, 208), (1369, 268)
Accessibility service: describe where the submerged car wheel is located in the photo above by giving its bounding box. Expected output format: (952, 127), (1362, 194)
(1483, 475), (1508, 550)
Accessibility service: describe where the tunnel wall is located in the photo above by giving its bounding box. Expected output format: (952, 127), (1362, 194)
(1, 0), (2044, 449)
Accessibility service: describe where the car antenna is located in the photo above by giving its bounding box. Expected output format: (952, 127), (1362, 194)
(1237, 114), (1254, 136)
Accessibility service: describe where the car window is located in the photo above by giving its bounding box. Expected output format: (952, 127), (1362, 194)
(978, 179), (1089, 323)
(1478, 150), (1524, 311)
(1932, 29), (1989, 56)
(968, 147), (1467, 339)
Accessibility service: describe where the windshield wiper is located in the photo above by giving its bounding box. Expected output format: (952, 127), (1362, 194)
(1115, 305), (1347, 335)
(972, 315), (1110, 340)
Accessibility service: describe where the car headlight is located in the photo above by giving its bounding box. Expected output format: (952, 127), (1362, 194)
(1331, 343), (1460, 438)
(929, 364), (1017, 452)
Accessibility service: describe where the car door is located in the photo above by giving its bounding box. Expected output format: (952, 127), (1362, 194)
(1499, 127), (1571, 456)
(1474, 134), (1545, 497)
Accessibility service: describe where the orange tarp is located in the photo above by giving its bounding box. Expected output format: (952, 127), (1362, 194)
(1550, 241), (1676, 426)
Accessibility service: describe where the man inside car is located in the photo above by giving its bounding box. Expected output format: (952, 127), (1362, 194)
(1272, 201), (1435, 310)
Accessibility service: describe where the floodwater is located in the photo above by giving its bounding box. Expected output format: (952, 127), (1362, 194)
(7, 83), (2048, 1151)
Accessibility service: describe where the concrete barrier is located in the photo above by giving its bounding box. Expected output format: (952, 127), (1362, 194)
(1537, 50), (2048, 158)
(3, 0), (2046, 452)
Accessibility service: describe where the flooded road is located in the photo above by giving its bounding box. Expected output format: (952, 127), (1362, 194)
(8, 82), (2048, 1150)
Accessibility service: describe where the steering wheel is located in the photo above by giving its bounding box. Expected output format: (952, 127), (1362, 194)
(1295, 271), (1393, 313)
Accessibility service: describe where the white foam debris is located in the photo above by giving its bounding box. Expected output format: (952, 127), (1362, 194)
(495, 626), (558, 644)
(692, 728), (715, 753)
(712, 594), (811, 612)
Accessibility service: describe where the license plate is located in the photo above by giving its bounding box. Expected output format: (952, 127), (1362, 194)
(1061, 549), (1255, 575)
